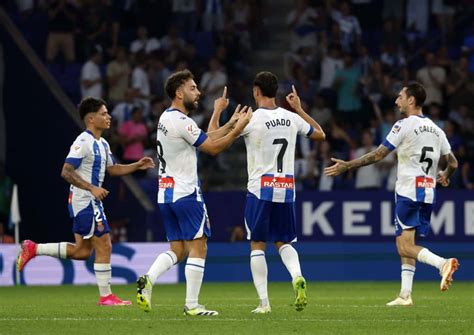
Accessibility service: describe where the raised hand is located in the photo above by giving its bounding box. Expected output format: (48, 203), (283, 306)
(324, 158), (350, 176)
(137, 157), (156, 170)
(235, 107), (253, 130)
(213, 86), (230, 114)
(285, 85), (302, 111)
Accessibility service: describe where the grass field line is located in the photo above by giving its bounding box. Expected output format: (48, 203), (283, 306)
(0, 317), (468, 323)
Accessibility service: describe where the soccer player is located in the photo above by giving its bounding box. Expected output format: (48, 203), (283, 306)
(17, 97), (155, 306)
(232, 72), (326, 314)
(136, 69), (252, 316)
(324, 82), (459, 306)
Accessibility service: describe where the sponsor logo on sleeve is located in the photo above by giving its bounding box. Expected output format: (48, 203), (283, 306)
(391, 124), (401, 134)
(185, 123), (200, 136)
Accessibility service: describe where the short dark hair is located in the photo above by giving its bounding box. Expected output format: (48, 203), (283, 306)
(253, 71), (278, 98)
(405, 82), (426, 107)
(165, 69), (194, 100)
(78, 97), (106, 120)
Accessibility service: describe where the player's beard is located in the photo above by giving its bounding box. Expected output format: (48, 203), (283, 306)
(184, 98), (198, 113)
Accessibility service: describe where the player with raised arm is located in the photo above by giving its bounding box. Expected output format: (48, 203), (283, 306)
(324, 82), (459, 306)
(236, 72), (325, 314)
(136, 69), (252, 316)
(17, 97), (155, 306)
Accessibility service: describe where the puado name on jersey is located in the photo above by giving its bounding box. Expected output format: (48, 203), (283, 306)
(265, 118), (291, 129)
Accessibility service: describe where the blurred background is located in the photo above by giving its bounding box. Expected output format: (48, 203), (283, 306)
(0, 0), (472, 284)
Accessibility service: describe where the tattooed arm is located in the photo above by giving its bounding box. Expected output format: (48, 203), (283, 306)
(61, 163), (109, 200)
(437, 152), (458, 187)
(324, 144), (391, 176)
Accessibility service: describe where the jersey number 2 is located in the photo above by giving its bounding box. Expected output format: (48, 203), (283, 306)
(420, 146), (434, 174)
(273, 138), (288, 173)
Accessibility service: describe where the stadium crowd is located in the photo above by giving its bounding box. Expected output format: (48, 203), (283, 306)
(5, 0), (474, 192)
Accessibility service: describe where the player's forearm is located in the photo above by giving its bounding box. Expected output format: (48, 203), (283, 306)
(207, 109), (223, 133)
(206, 128), (240, 156)
(348, 145), (389, 170)
(61, 167), (94, 192)
(207, 121), (234, 140)
(444, 152), (458, 179)
(107, 163), (139, 176)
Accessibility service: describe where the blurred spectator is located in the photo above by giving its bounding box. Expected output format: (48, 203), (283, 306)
(160, 24), (187, 64)
(80, 45), (103, 98)
(314, 141), (335, 191)
(129, 25), (161, 55)
(328, 0), (361, 52)
(416, 52), (446, 105)
(381, 18), (403, 47)
(295, 144), (315, 190)
(319, 43), (343, 90)
(119, 106), (148, 177)
(432, 0), (455, 41)
(79, 1), (108, 60)
(462, 23), (474, 73)
(333, 53), (362, 121)
(202, 0), (225, 32)
(111, 88), (138, 129)
(172, 0), (198, 39)
(293, 66), (318, 107)
(406, 0), (429, 35)
(380, 45), (406, 70)
(353, 130), (382, 190)
(446, 56), (474, 109)
(286, 0), (319, 52)
(106, 46), (130, 105)
(382, 0), (403, 30)
(427, 103), (446, 129)
(200, 58), (227, 117)
(148, 54), (172, 101)
(46, 0), (77, 63)
(131, 51), (151, 110)
(310, 94), (332, 129)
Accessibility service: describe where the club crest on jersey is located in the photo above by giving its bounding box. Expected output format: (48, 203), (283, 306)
(159, 176), (175, 189)
(416, 176), (435, 188)
(392, 124), (401, 134)
(261, 175), (294, 189)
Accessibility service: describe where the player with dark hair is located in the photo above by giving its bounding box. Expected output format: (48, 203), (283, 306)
(325, 82), (459, 306)
(17, 97), (155, 306)
(136, 70), (252, 316)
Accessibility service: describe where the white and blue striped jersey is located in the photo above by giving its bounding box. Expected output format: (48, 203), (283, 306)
(383, 115), (451, 204)
(241, 107), (314, 203)
(64, 130), (115, 216)
(156, 108), (208, 203)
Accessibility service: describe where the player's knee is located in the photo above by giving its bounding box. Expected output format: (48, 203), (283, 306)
(397, 243), (410, 257)
(72, 247), (93, 260)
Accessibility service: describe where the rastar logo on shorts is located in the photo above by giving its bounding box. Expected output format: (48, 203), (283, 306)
(159, 177), (175, 189)
(416, 176), (435, 188)
(261, 176), (294, 189)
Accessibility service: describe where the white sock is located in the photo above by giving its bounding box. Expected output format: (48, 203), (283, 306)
(185, 258), (205, 309)
(417, 248), (446, 270)
(147, 251), (177, 284)
(279, 244), (302, 281)
(250, 250), (269, 307)
(400, 264), (416, 298)
(94, 263), (112, 297)
(36, 243), (68, 259)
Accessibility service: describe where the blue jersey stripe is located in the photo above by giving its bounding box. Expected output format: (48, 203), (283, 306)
(416, 187), (426, 202)
(285, 174), (294, 202)
(65, 157), (82, 169)
(101, 142), (109, 166)
(164, 187), (174, 203)
(382, 139), (395, 151)
(260, 173), (274, 201)
(306, 126), (314, 137)
(92, 142), (101, 186)
(193, 131), (208, 147)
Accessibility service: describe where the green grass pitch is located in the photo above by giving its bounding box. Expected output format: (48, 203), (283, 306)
(0, 282), (472, 334)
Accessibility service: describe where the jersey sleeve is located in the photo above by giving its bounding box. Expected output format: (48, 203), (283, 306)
(65, 139), (87, 169)
(102, 139), (116, 167)
(383, 120), (406, 151)
(440, 131), (452, 156)
(176, 117), (208, 147)
(294, 114), (314, 137)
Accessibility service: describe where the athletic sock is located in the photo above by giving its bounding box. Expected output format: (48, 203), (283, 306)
(36, 242), (67, 259)
(250, 250), (269, 306)
(417, 248), (446, 270)
(147, 251), (178, 284)
(94, 263), (112, 297)
(279, 244), (302, 280)
(400, 264), (416, 298)
(185, 258), (205, 309)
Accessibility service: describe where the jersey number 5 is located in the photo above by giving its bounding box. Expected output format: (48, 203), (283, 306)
(156, 141), (166, 174)
(420, 146), (434, 174)
(273, 138), (288, 173)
